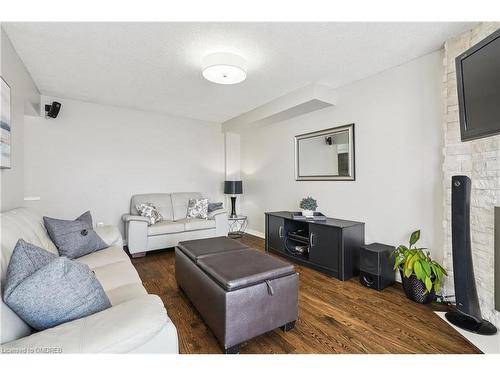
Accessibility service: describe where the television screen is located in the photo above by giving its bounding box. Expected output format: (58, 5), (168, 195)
(456, 29), (500, 141)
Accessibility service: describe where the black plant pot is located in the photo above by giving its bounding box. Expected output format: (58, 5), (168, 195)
(399, 269), (436, 304)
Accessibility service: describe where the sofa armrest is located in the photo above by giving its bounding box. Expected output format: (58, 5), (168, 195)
(210, 209), (228, 236)
(94, 225), (122, 247)
(123, 219), (148, 254)
(0, 295), (178, 354)
(122, 214), (150, 223)
(207, 208), (227, 219)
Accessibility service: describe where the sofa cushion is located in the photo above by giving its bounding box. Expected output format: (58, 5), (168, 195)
(197, 248), (295, 291)
(178, 218), (216, 232)
(177, 236), (248, 262)
(0, 295), (175, 354)
(105, 283), (148, 306)
(76, 245), (130, 270)
(171, 192), (202, 221)
(147, 221), (185, 236)
(130, 194), (174, 221)
(92, 261), (142, 292)
(4, 257), (111, 331)
(94, 225), (123, 247)
(43, 211), (108, 259)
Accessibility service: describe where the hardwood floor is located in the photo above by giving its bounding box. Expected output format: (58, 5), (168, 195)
(131, 234), (480, 354)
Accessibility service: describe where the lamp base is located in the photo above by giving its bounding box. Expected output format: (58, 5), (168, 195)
(230, 196), (237, 218)
(445, 310), (497, 335)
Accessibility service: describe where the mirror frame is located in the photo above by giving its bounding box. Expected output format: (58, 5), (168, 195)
(294, 123), (355, 181)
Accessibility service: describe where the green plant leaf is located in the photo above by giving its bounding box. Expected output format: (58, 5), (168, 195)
(393, 256), (404, 271)
(404, 266), (413, 278)
(425, 276), (433, 293)
(409, 230), (420, 247)
(421, 261), (431, 276)
(434, 281), (441, 293)
(413, 261), (424, 281)
(407, 253), (418, 271)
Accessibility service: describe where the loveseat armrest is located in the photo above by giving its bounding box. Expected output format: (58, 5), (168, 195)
(0, 295), (178, 354)
(121, 214), (150, 223)
(122, 216), (148, 255)
(94, 225), (123, 247)
(207, 208), (227, 219)
(209, 209), (229, 236)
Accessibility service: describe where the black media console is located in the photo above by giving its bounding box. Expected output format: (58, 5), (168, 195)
(265, 211), (365, 281)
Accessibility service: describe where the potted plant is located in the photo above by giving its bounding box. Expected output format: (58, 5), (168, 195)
(393, 230), (447, 304)
(299, 196), (318, 217)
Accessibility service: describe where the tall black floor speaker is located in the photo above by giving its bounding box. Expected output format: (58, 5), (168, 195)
(446, 175), (497, 335)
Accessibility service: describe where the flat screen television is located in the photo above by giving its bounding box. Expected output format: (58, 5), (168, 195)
(456, 28), (500, 141)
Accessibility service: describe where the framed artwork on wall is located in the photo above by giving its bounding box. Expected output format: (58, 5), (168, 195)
(1, 76), (12, 169)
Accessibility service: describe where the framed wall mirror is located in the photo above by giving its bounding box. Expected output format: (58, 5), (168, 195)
(295, 124), (355, 181)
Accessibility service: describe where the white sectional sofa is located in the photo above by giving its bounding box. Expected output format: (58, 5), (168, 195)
(122, 192), (228, 257)
(0, 208), (178, 353)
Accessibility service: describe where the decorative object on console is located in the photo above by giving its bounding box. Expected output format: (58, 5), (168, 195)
(3, 239), (111, 330)
(291, 211), (327, 221)
(224, 180), (243, 218)
(1, 76), (11, 169)
(187, 198), (209, 219)
(359, 243), (395, 291)
(393, 230), (447, 304)
(136, 202), (163, 225)
(446, 175), (497, 335)
(43, 211), (108, 259)
(299, 196), (318, 217)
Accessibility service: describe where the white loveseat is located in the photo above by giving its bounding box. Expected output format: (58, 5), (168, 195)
(122, 192), (228, 257)
(0, 208), (178, 353)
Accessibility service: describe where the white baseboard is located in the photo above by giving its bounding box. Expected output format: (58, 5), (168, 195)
(245, 228), (265, 239)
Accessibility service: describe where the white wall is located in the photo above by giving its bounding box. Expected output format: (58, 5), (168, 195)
(24, 96), (225, 234)
(0, 27), (40, 211)
(239, 50), (444, 259)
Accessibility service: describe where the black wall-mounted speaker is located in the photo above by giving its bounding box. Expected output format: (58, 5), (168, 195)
(359, 243), (395, 291)
(45, 101), (61, 118)
(446, 175), (497, 335)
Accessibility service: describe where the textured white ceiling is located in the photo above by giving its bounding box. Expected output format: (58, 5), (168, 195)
(3, 22), (474, 122)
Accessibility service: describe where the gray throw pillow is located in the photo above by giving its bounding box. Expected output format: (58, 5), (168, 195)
(3, 239), (58, 299)
(208, 202), (223, 212)
(3, 256), (111, 331)
(43, 211), (107, 259)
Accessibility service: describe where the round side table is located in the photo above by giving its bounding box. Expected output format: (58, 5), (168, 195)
(228, 215), (248, 239)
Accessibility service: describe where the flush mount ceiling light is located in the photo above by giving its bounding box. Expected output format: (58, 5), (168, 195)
(202, 52), (247, 85)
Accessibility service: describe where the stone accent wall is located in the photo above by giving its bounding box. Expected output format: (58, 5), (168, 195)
(442, 22), (500, 326)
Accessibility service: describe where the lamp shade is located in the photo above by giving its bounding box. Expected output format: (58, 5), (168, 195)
(224, 180), (243, 195)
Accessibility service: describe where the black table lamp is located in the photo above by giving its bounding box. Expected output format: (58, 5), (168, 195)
(224, 180), (243, 218)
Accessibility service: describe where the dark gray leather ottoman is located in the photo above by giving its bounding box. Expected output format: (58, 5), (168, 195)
(175, 236), (299, 353)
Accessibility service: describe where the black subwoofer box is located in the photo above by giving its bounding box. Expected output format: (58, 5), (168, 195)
(359, 243), (395, 291)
